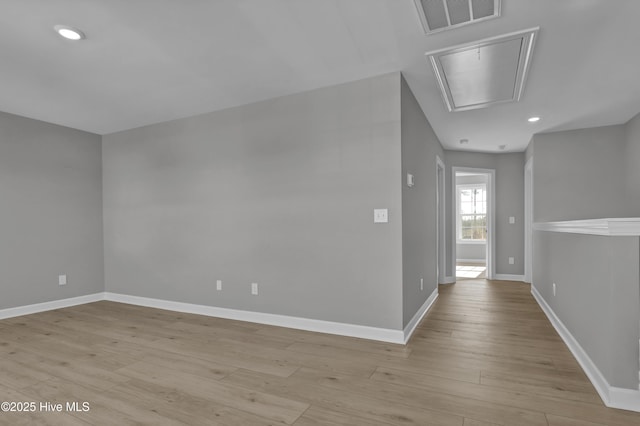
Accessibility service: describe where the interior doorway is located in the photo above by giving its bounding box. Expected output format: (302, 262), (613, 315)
(524, 157), (533, 283)
(436, 156), (446, 284)
(452, 167), (495, 280)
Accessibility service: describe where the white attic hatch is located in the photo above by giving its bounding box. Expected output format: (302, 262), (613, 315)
(425, 27), (539, 112)
(416, 1), (538, 112)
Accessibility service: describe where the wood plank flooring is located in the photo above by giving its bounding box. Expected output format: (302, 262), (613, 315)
(1, 279), (640, 425)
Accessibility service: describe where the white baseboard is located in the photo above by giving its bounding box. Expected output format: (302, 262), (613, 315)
(403, 287), (438, 344)
(0, 288), (440, 346)
(531, 285), (640, 412)
(440, 276), (456, 284)
(609, 387), (640, 411)
(0, 293), (104, 320)
(103, 292), (406, 344)
(493, 274), (525, 282)
(456, 259), (485, 264)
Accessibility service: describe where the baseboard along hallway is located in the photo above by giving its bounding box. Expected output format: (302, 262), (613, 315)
(1, 279), (638, 425)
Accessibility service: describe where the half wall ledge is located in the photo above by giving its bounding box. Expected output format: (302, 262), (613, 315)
(532, 217), (640, 413)
(533, 217), (640, 236)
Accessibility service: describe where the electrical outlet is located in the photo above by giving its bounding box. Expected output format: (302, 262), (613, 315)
(553, 282), (556, 296)
(251, 283), (258, 295)
(216, 280), (222, 291)
(420, 278), (424, 291)
(508, 257), (515, 265)
(58, 274), (67, 286)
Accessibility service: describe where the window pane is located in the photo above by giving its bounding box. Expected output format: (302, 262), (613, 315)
(461, 215), (474, 226)
(457, 185), (487, 241)
(460, 202), (474, 214)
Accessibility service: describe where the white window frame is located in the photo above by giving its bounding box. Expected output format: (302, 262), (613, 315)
(456, 183), (487, 244)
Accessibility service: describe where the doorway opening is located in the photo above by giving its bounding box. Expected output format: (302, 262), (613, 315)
(524, 157), (533, 283)
(453, 167), (495, 280)
(436, 156), (446, 284)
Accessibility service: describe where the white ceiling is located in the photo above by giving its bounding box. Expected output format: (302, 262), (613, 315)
(1, 0), (639, 152)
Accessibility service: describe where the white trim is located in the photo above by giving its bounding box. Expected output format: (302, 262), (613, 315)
(524, 156), (533, 283)
(0, 293), (104, 320)
(533, 218), (640, 236)
(452, 167), (496, 280)
(456, 258), (486, 264)
(530, 286), (609, 402)
(103, 292), (406, 344)
(489, 170), (496, 280)
(436, 156), (447, 286)
(455, 182), (487, 243)
(403, 287), (439, 344)
(493, 274), (525, 282)
(0, 287), (439, 349)
(609, 387), (640, 412)
(0, 291), (437, 346)
(531, 286), (640, 412)
(425, 27), (538, 111)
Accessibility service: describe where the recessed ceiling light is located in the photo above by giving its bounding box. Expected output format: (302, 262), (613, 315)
(528, 116), (541, 123)
(459, 138), (469, 144)
(54, 25), (85, 41)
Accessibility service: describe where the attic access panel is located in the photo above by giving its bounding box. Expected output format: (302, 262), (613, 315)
(414, 0), (501, 34)
(426, 28), (539, 112)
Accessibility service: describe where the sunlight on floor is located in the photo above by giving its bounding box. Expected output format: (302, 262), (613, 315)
(456, 264), (486, 278)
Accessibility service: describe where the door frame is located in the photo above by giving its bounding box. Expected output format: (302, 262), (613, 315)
(436, 156), (446, 284)
(524, 157), (533, 283)
(452, 167), (496, 280)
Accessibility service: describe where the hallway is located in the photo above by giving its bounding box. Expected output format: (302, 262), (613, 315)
(405, 279), (640, 425)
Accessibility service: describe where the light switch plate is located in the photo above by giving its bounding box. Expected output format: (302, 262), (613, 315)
(407, 173), (414, 187)
(374, 209), (388, 223)
(509, 216), (515, 224)
(58, 274), (67, 286)
(216, 280), (222, 291)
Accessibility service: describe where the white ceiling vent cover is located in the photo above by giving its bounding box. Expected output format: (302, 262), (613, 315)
(414, 0), (501, 34)
(426, 27), (539, 112)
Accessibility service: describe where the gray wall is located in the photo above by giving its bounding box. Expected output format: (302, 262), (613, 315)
(530, 116), (640, 391)
(456, 244), (485, 262)
(624, 112), (640, 214)
(103, 73), (404, 330)
(530, 125), (628, 222)
(444, 151), (525, 277)
(533, 231), (639, 389)
(0, 111), (103, 309)
(400, 76), (444, 327)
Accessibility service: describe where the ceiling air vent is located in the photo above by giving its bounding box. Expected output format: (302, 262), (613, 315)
(414, 0), (501, 34)
(425, 27), (539, 112)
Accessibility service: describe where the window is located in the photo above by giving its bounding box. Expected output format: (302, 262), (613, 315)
(457, 184), (487, 241)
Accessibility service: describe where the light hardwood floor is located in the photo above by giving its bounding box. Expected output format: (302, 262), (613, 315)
(1, 279), (640, 425)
